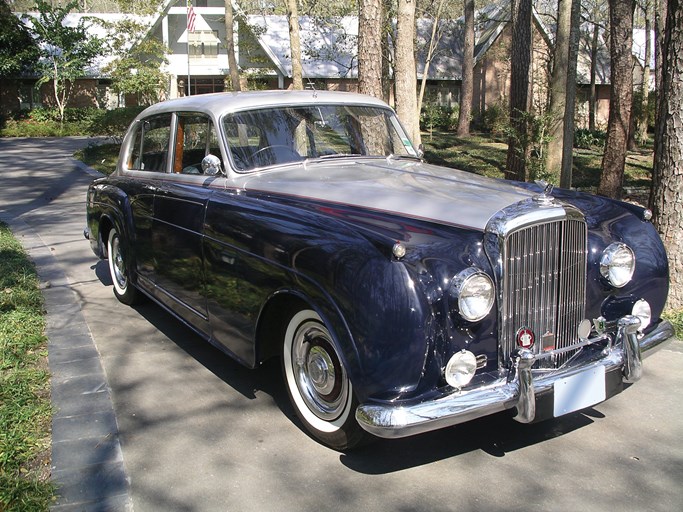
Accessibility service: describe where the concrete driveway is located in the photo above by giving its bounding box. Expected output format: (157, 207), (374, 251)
(1, 137), (682, 512)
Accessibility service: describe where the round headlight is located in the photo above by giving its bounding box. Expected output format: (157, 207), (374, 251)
(632, 299), (651, 332)
(449, 268), (495, 322)
(445, 350), (477, 388)
(600, 243), (635, 288)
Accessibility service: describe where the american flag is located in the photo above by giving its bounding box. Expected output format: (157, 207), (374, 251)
(187, 1), (196, 32)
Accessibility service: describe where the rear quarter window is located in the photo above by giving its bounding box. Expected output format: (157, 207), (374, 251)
(128, 113), (172, 172)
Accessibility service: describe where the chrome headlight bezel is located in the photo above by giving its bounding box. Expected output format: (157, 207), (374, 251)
(600, 242), (635, 288)
(444, 350), (478, 388)
(449, 268), (495, 322)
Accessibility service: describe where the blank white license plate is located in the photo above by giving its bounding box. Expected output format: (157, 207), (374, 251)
(553, 366), (606, 417)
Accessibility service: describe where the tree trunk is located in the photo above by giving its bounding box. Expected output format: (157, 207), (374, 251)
(560, 0), (581, 188)
(285, 0), (303, 90)
(589, 21), (599, 131)
(505, 0), (533, 181)
(546, 0), (573, 183)
(650, 0), (682, 310)
(381, 4), (392, 103)
(395, 0), (419, 145)
(224, 0), (241, 91)
(655, 0), (667, 97)
(358, 0), (384, 99)
(417, 0), (445, 123)
(456, 0), (475, 137)
(597, 0), (635, 199)
(636, 10), (652, 144)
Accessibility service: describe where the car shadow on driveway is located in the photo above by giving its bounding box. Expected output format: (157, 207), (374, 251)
(92, 261), (601, 474)
(340, 408), (599, 474)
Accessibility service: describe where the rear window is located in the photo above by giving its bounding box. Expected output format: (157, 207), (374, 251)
(128, 113), (172, 172)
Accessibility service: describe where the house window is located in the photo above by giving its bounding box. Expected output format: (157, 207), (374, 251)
(19, 82), (40, 110)
(189, 31), (219, 58)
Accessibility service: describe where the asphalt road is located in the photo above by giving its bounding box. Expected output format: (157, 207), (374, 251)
(1, 137), (682, 512)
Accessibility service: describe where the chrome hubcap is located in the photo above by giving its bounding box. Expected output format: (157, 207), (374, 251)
(306, 346), (337, 396)
(292, 321), (348, 421)
(111, 236), (126, 288)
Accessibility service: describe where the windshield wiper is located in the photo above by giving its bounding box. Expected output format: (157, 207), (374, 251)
(387, 153), (422, 161)
(316, 153), (366, 160)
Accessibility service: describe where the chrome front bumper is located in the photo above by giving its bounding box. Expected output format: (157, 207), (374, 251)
(355, 316), (675, 439)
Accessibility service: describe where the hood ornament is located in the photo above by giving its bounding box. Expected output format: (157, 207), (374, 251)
(533, 180), (555, 205)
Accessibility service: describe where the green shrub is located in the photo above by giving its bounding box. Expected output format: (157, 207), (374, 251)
(22, 107), (102, 125)
(0, 106), (143, 138)
(87, 106), (145, 140)
(420, 103), (460, 132)
(477, 101), (509, 137)
(574, 128), (606, 149)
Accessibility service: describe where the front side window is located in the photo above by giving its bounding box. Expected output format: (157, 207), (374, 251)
(128, 114), (172, 172)
(222, 105), (417, 172)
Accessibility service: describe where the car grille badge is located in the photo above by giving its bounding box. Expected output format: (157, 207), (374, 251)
(516, 327), (535, 349)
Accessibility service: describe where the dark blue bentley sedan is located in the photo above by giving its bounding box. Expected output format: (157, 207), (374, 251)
(85, 91), (674, 450)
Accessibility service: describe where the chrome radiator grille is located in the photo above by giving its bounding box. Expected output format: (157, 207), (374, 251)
(500, 218), (588, 368)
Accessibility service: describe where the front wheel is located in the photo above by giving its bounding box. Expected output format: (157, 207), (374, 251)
(282, 309), (368, 451)
(107, 227), (140, 305)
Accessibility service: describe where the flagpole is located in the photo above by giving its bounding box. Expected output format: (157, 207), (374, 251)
(186, 0), (193, 96)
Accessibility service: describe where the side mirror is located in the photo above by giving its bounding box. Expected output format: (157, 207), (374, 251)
(417, 143), (425, 159)
(202, 154), (223, 176)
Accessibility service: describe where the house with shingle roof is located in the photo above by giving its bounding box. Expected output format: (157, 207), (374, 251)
(3, 0), (654, 131)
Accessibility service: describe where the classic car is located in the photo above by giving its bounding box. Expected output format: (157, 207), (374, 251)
(85, 90), (674, 450)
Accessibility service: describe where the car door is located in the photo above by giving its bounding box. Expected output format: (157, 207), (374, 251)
(123, 113), (174, 287)
(150, 112), (220, 336)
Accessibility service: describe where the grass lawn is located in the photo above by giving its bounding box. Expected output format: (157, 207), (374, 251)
(421, 130), (654, 192)
(74, 142), (122, 176)
(0, 223), (54, 511)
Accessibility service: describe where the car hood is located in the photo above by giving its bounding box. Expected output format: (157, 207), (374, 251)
(231, 158), (535, 231)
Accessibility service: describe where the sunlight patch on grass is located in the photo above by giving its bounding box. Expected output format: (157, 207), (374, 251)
(0, 223), (54, 511)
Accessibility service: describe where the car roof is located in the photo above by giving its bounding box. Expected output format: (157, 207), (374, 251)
(137, 90), (393, 119)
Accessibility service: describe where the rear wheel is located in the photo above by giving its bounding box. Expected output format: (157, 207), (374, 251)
(282, 309), (368, 451)
(107, 227), (140, 305)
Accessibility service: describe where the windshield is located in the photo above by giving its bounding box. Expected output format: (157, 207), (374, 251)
(222, 104), (418, 171)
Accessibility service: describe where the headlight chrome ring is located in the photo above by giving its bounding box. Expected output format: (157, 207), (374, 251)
(449, 268), (495, 322)
(600, 242), (635, 288)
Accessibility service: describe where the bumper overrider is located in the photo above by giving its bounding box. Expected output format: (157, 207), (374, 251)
(355, 316), (675, 439)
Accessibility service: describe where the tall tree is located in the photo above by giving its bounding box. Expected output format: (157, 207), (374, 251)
(456, 0), (474, 137)
(650, 0), (682, 310)
(102, 19), (168, 106)
(224, 0), (241, 91)
(395, 0), (419, 144)
(0, 0), (39, 77)
(505, 0), (533, 181)
(26, 1), (105, 123)
(634, 0), (652, 145)
(358, 0), (384, 99)
(381, 0), (393, 103)
(588, 17), (600, 131)
(417, 0), (447, 120)
(285, 0), (304, 90)
(560, 0), (581, 188)
(598, 0), (635, 198)
(545, 0), (573, 183)
(654, 0), (667, 96)
(583, 0), (607, 132)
